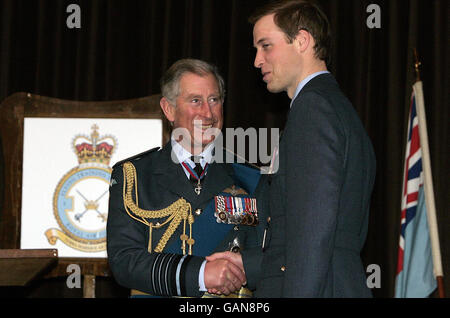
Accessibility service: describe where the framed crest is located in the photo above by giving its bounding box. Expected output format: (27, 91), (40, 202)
(0, 92), (170, 281)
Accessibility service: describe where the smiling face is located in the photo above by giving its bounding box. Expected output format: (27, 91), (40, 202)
(160, 72), (223, 154)
(253, 14), (304, 98)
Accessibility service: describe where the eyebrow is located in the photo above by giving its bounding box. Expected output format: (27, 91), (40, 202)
(254, 37), (269, 48)
(184, 93), (219, 100)
(184, 93), (202, 100)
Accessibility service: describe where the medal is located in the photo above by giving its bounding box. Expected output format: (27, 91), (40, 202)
(182, 161), (209, 195)
(194, 180), (202, 195)
(214, 194), (258, 226)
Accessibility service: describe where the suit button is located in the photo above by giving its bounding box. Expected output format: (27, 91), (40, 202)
(280, 266), (286, 272)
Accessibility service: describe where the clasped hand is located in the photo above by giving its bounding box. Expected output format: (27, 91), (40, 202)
(204, 251), (246, 295)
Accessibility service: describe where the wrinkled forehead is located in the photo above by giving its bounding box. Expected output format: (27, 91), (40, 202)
(178, 72), (220, 95)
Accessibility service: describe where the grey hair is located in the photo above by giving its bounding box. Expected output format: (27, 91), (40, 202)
(160, 59), (226, 105)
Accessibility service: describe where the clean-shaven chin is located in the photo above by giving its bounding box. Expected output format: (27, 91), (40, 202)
(266, 82), (284, 94)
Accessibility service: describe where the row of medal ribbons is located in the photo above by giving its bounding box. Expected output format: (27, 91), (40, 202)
(214, 195), (258, 226)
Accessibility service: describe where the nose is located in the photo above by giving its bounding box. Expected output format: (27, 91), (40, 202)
(254, 49), (263, 68)
(199, 100), (213, 119)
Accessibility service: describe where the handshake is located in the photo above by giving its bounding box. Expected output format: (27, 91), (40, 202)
(204, 251), (247, 295)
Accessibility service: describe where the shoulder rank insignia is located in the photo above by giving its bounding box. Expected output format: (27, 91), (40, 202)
(214, 191), (258, 226)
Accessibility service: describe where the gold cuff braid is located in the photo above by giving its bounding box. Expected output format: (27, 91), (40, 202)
(122, 161), (194, 255)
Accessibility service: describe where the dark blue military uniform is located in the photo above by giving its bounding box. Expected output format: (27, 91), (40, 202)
(107, 142), (261, 297)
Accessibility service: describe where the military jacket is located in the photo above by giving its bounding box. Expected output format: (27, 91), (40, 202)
(107, 143), (261, 297)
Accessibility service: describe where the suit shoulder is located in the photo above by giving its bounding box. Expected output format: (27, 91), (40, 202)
(112, 146), (160, 169)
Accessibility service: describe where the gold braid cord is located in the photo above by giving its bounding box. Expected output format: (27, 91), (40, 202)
(122, 162), (194, 255)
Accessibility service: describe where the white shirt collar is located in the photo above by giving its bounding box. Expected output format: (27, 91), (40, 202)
(170, 136), (214, 169)
(290, 71), (330, 108)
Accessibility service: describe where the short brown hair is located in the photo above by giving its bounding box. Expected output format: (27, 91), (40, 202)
(249, 0), (331, 66)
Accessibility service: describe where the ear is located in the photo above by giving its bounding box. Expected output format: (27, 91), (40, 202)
(160, 97), (176, 123)
(294, 29), (312, 53)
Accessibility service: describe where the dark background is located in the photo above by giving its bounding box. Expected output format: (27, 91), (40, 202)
(0, 0), (448, 297)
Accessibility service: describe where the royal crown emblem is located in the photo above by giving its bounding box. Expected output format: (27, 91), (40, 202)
(46, 124), (117, 253)
(72, 124), (117, 166)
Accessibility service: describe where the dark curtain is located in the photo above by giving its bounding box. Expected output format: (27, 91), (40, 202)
(0, 0), (448, 298)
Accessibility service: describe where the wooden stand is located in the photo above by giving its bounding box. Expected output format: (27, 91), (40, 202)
(0, 249), (58, 286)
(44, 257), (111, 298)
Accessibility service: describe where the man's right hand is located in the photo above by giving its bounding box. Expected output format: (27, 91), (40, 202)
(204, 258), (246, 295)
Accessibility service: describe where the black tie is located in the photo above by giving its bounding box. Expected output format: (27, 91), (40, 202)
(190, 156), (204, 185)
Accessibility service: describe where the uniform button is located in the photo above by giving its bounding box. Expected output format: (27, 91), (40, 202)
(195, 209), (202, 216)
(267, 217), (271, 223)
(233, 225), (239, 231)
(280, 266), (286, 272)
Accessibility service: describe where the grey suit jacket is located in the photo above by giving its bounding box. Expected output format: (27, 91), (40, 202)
(254, 73), (376, 297)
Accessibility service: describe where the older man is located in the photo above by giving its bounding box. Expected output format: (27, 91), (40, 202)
(107, 59), (261, 297)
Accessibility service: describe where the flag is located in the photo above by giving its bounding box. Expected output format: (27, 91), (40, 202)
(395, 86), (437, 298)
